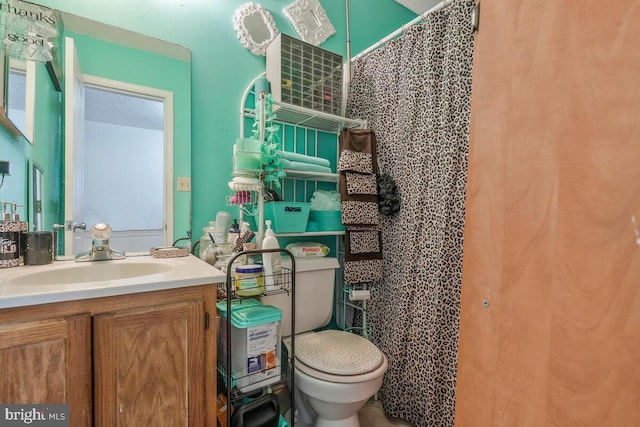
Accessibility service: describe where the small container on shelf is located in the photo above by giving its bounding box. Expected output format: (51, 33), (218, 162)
(234, 264), (265, 296)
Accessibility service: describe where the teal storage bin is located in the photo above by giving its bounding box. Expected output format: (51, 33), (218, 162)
(216, 298), (262, 381)
(218, 301), (283, 393)
(263, 202), (311, 233)
(307, 210), (344, 232)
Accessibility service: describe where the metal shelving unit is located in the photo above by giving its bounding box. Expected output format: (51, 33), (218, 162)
(235, 74), (371, 345)
(218, 248), (296, 426)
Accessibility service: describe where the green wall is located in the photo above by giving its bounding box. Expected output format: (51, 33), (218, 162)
(22, 0), (415, 237)
(0, 125), (29, 213)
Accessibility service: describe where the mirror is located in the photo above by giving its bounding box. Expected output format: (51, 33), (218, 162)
(284, 0), (336, 46)
(0, 4), (192, 253)
(233, 2), (279, 56)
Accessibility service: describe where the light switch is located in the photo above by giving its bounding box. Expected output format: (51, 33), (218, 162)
(177, 177), (191, 192)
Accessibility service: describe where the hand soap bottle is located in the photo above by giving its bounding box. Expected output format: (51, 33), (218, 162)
(262, 220), (282, 291)
(0, 202), (19, 268)
(13, 204), (27, 264)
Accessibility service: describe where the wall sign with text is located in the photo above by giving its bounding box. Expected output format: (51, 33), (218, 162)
(0, 0), (59, 62)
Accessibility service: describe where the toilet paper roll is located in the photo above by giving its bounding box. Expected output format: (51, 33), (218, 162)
(349, 290), (371, 301)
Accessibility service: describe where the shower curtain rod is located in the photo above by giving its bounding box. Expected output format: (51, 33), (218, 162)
(350, 0), (455, 62)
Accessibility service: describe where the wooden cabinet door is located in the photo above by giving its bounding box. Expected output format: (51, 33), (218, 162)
(93, 301), (205, 426)
(0, 314), (92, 426)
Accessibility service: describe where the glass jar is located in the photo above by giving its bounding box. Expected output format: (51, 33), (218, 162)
(234, 264), (265, 296)
(199, 222), (216, 263)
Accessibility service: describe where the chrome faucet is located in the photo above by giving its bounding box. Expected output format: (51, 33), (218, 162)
(75, 223), (125, 262)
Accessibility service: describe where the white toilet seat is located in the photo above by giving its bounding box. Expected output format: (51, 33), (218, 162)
(293, 330), (387, 383)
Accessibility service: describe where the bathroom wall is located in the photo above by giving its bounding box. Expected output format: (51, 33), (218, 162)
(26, 0), (416, 236)
(0, 125), (28, 209)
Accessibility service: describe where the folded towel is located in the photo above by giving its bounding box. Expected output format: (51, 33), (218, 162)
(310, 190), (341, 211)
(281, 158), (333, 174)
(277, 150), (331, 168)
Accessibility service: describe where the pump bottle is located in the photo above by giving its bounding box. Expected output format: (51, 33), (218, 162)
(262, 220), (282, 291)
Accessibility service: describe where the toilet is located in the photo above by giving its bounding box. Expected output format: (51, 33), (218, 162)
(261, 257), (387, 427)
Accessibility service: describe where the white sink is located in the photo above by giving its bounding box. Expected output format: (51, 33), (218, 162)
(8, 262), (174, 286)
(0, 254), (226, 309)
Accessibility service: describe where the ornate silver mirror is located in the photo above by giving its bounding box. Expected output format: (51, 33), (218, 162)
(233, 3), (279, 56)
(284, 0), (335, 46)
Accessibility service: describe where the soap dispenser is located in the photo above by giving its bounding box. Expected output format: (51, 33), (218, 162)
(0, 202), (19, 268)
(12, 204), (27, 264)
(262, 220), (282, 291)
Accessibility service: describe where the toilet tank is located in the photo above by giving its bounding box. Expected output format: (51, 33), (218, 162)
(261, 256), (339, 337)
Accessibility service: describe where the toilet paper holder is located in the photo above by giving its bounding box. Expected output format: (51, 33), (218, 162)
(348, 289), (371, 301)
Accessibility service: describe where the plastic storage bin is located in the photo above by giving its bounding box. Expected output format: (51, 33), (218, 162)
(306, 210), (344, 232)
(263, 202), (311, 233)
(217, 299), (262, 374)
(217, 301), (283, 393)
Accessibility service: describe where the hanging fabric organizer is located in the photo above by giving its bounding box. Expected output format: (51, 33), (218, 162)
(338, 128), (383, 284)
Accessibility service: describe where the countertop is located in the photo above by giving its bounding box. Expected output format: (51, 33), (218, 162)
(0, 254), (226, 310)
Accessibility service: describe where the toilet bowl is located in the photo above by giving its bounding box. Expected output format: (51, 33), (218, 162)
(260, 258), (387, 427)
(289, 330), (388, 427)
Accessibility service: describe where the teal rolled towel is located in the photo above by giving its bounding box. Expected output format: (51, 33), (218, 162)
(277, 150), (331, 168)
(280, 158), (333, 174)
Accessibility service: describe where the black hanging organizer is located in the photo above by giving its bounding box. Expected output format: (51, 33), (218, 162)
(217, 248), (296, 427)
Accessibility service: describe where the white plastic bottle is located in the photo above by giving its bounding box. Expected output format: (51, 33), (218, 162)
(262, 220), (282, 291)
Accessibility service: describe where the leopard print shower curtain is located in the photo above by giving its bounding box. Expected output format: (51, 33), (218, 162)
(346, 1), (475, 425)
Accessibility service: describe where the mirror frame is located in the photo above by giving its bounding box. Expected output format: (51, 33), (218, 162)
(0, 53), (22, 137)
(6, 58), (36, 143)
(233, 2), (279, 56)
(284, 0), (335, 46)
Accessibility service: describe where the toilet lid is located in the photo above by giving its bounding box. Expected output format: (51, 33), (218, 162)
(295, 330), (384, 375)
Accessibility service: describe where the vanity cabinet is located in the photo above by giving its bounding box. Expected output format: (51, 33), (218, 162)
(0, 314), (92, 425)
(93, 301), (205, 426)
(0, 285), (217, 427)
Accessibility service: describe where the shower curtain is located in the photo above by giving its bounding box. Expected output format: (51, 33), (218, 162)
(346, 1), (475, 425)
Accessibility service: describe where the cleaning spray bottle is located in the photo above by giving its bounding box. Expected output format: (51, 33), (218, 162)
(262, 220), (282, 291)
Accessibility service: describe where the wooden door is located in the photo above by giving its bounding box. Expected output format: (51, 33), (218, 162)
(93, 301), (205, 426)
(0, 314), (92, 426)
(455, 1), (640, 426)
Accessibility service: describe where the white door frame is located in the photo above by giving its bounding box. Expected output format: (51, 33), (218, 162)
(63, 36), (85, 256)
(79, 75), (174, 250)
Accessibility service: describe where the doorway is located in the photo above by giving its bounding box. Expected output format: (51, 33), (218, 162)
(76, 76), (174, 254)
